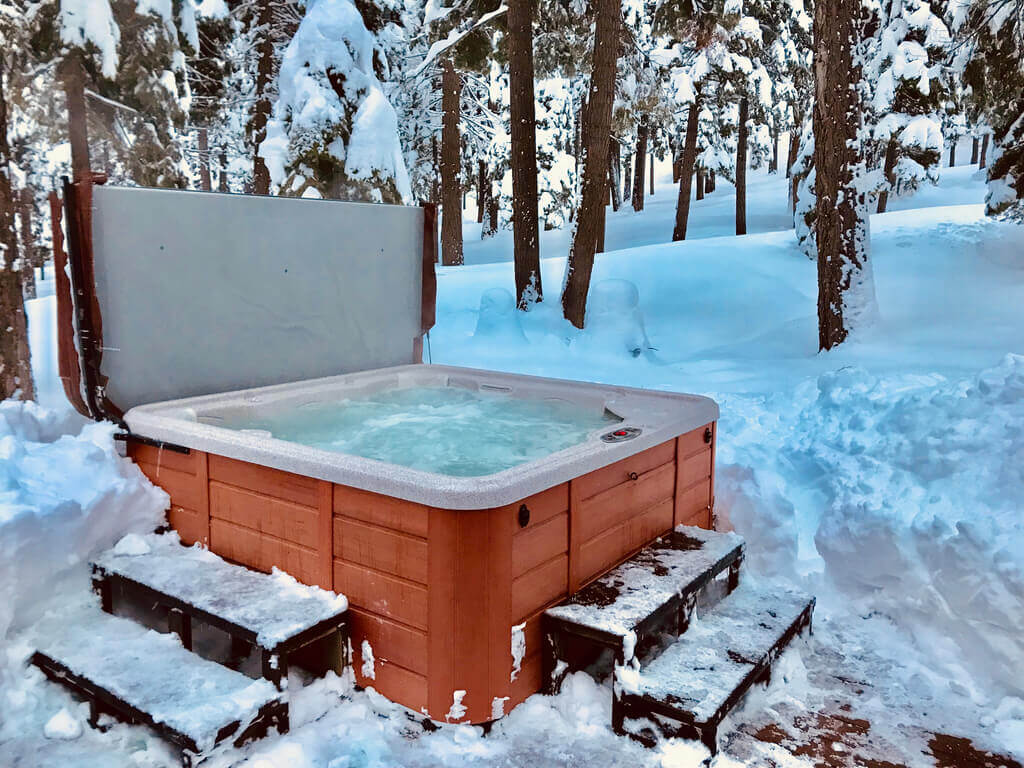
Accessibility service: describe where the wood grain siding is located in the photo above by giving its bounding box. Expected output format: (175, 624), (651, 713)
(206, 454), (331, 589)
(128, 442), (209, 547)
(568, 440), (678, 590)
(333, 484), (431, 703)
(674, 422), (714, 529)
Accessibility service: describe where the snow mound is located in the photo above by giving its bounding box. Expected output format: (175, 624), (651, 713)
(578, 279), (651, 358)
(472, 288), (527, 342)
(0, 400), (168, 641)
(43, 708), (82, 740)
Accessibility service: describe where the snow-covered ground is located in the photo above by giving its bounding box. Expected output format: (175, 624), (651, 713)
(2, 161), (1022, 766)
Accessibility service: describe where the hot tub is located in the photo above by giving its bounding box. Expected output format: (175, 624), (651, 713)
(54, 183), (720, 724)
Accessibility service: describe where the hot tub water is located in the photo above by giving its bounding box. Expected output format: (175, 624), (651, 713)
(221, 386), (622, 477)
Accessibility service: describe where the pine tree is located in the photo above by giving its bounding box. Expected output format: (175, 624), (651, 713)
(814, 0), (876, 349)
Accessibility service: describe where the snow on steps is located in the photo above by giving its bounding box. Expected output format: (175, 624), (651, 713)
(544, 526), (745, 669)
(614, 584), (815, 754)
(31, 606), (287, 763)
(91, 533), (349, 686)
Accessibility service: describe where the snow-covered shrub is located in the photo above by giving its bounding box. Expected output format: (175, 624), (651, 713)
(260, 0), (411, 203)
(577, 279), (651, 358)
(472, 288), (527, 343)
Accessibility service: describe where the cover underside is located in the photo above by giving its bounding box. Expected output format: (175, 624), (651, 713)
(89, 185), (425, 411)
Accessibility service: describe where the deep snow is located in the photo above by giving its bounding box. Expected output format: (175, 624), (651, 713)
(2, 158), (1022, 766)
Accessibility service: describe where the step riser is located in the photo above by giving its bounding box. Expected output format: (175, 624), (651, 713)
(613, 602), (814, 754)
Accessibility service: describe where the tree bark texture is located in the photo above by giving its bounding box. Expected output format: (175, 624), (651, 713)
(971, 136), (979, 165)
(948, 138), (956, 168)
(631, 119), (648, 211)
(63, 54), (91, 182)
(622, 152), (632, 203)
(508, 0), (543, 304)
(672, 93), (701, 241)
(18, 188), (35, 299)
(219, 151), (230, 191)
(477, 160), (486, 223)
(708, 169), (715, 192)
(198, 127), (212, 191)
(876, 137), (897, 213)
(696, 165), (704, 201)
(608, 137), (621, 211)
(649, 151), (654, 195)
(251, 0), (274, 195)
(440, 59), (463, 266)
(0, 56), (34, 400)
(979, 134), (989, 169)
(562, 0), (620, 328)
(770, 127), (779, 173)
(735, 97), (748, 236)
(814, 0), (872, 351)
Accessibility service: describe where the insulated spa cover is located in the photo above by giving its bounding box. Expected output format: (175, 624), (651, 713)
(54, 181), (436, 421)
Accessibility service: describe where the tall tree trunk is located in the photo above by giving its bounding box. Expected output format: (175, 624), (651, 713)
(631, 119), (648, 211)
(198, 127), (212, 191)
(948, 138), (956, 168)
(0, 57), (34, 401)
(484, 187), (499, 238)
(785, 128), (796, 179)
(476, 160), (486, 223)
(219, 150), (230, 192)
(431, 136), (440, 203)
(508, 0), (543, 304)
(649, 151), (655, 195)
(596, 197), (606, 253)
(18, 188), (35, 299)
(979, 134), (989, 169)
(971, 136), (980, 165)
(814, 0), (873, 351)
(708, 169), (716, 192)
(876, 138), (897, 213)
(672, 93), (701, 241)
(735, 97), (748, 236)
(562, 0), (620, 328)
(623, 152), (632, 203)
(608, 137), (621, 211)
(770, 126), (779, 173)
(695, 165), (705, 201)
(63, 54), (91, 182)
(251, 0), (274, 195)
(440, 59), (463, 266)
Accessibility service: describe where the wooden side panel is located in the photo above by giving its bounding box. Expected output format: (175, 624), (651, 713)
(129, 442), (210, 548)
(334, 518), (428, 585)
(568, 440), (677, 590)
(674, 422), (714, 530)
(334, 561), (428, 629)
(210, 517), (320, 584)
(208, 454), (320, 508)
(209, 482), (320, 549)
(333, 485), (429, 538)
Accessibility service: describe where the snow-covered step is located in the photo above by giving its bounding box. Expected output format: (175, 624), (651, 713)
(91, 533), (349, 687)
(31, 606), (287, 764)
(613, 584), (814, 753)
(543, 526), (744, 683)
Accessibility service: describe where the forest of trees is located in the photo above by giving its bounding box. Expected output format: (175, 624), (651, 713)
(0, 0), (1023, 398)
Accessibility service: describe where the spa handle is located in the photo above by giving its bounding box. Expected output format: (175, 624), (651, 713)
(627, 472), (639, 482)
(518, 504), (530, 528)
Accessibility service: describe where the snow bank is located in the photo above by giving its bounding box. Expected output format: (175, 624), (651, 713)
(0, 400), (168, 641)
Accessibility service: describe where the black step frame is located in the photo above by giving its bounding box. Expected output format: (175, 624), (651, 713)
(613, 598), (815, 754)
(31, 650), (288, 767)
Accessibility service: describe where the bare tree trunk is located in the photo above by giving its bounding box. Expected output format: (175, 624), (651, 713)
(770, 126), (779, 173)
(0, 57), (34, 400)
(735, 97), (748, 236)
(596, 196), (606, 254)
(63, 54), (91, 182)
(251, 0), (274, 195)
(562, 0), (620, 328)
(440, 59), (463, 266)
(814, 0), (872, 351)
(198, 127), (212, 191)
(948, 138), (956, 168)
(785, 128), (796, 179)
(979, 134), (989, 169)
(876, 138), (897, 214)
(672, 93), (700, 241)
(696, 165), (704, 201)
(608, 137), (621, 211)
(18, 189), (35, 299)
(622, 152), (632, 203)
(508, 0), (543, 304)
(971, 136), (979, 165)
(649, 151), (654, 195)
(431, 136), (440, 203)
(484, 189), (499, 238)
(631, 119), (648, 211)
(708, 169), (716, 192)
(219, 150), (230, 192)
(476, 160), (486, 223)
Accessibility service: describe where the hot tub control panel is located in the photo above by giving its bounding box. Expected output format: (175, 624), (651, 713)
(601, 426), (642, 443)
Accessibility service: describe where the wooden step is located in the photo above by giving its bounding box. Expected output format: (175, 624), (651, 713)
(613, 584), (814, 754)
(543, 526), (744, 684)
(91, 533), (349, 687)
(31, 606), (287, 765)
